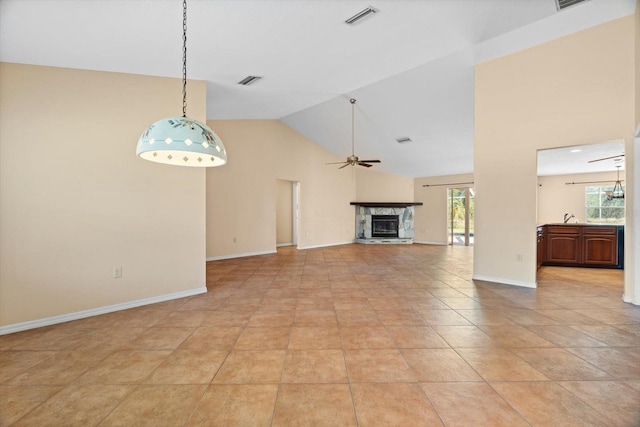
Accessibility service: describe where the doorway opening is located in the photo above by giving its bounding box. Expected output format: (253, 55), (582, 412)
(447, 187), (474, 246)
(276, 180), (299, 247)
(536, 141), (627, 295)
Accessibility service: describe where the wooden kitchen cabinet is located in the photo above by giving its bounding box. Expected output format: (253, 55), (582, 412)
(583, 227), (617, 266)
(540, 224), (621, 269)
(546, 226), (580, 264)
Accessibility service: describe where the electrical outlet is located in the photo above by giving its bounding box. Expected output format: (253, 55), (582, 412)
(113, 266), (122, 278)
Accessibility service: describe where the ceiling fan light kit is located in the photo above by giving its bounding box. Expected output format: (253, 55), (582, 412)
(326, 98), (381, 169)
(136, 0), (227, 168)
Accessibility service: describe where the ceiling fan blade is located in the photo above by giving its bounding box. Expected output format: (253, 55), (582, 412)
(358, 160), (381, 163)
(357, 162), (373, 168)
(588, 154), (625, 163)
(338, 163), (350, 169)
(326, 161), (348, 165)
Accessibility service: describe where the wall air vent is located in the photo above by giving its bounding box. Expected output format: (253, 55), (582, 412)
(238, 76), (262, 85)
(555, 0), (589, 11)
(345, 6), (378, 25)
(395, 137), (412, 144)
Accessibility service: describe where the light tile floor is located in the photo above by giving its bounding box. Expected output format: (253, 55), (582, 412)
(1, 244), (638, 426)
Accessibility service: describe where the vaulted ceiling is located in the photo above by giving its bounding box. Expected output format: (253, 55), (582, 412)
(0, 0), (634, 177)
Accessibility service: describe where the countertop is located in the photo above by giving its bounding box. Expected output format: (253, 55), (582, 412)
(538, 223), (624, 228)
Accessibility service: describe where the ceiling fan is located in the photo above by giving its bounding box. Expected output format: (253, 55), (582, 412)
(326, 98), (381, 169)
(588, 154), (625, 163)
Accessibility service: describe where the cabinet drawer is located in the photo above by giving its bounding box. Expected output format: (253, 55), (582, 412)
(547, 226), (580, 234)
(582, 227), (616, 235)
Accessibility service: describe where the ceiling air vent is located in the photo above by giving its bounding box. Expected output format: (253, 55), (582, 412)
(555, 0), (589, 11)
(238, 76), (262, 86)
(345, 6), (378, 25)
(395, 137), (412, 144)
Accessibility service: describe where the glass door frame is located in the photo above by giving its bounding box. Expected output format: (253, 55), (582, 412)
(448, 187), (474, 246)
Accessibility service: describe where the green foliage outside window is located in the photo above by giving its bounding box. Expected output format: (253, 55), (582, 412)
(585, 186), (624, 224)
(448, 188), (474, 234)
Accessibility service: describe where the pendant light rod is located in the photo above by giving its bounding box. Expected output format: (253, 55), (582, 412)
(182, 0), (187, 118)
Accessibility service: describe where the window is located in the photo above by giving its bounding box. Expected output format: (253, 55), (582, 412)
(585, 186), (624, 224)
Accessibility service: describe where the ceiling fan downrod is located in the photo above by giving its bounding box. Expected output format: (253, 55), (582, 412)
(325, 97), (382, 169)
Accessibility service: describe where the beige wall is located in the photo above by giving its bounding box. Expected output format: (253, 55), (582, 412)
(637, 0), (640, 129)
(414, 174), (474, 244)
(630, 0), (640, 303)
(355, 168), (414, 202)
(206, 119), (357, 257)
(537, 171), (620, 225)
(0, 63), (209, 328)
(276, 180), (294, 245)
(475, 15), (635, 289)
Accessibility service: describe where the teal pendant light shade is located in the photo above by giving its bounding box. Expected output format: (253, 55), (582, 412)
(137, 0), (227, 167)
(137, 117), (227, 166)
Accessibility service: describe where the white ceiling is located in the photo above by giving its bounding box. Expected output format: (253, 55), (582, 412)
(538, 140), (626, 176)
(0, 0), (635, 177)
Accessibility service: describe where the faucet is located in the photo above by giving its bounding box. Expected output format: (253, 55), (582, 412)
(563, 213), (575, 223)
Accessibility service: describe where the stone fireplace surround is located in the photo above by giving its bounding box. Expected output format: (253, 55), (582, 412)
(351, 202), (423, 244)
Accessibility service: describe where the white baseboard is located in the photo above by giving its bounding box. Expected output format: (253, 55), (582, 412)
(297, 241), (354, 250)
(472, 274), (537, 289)
(276, 243), (294, 247)
(0, 287), (207, 335)
(413, 240), (448, 246)
(206, 250), (277, 261)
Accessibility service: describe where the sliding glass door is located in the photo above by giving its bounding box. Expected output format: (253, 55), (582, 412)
(447, 187), (474, 246)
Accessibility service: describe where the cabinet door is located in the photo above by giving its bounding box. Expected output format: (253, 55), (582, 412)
(547, 234), (580, 264)
(583, 235), (617, 266)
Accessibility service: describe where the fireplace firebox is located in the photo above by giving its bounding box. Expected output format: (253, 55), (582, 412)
(351, 202), (421, 244)
(371, 215), (399, 238)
